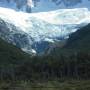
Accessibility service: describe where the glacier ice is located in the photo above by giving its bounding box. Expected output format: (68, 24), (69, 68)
(0, 7), (90, 54)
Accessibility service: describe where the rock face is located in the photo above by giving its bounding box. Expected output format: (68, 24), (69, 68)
(51, 0), (82, 6)
(0, 0), (32, 13)
(0, 18), (33, 54)
(0, 0), (90, 13)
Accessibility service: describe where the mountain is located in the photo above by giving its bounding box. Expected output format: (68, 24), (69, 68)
(0, 17), (34, 54)
(0, 0), (90, 13)
(0, 0), (90, 54)
(0, 37), (31, 65)
(0, 7), (90, 54)
(50, 23), (90, 55)
(66, 23), (90, 51)
(0, 19), (90, 88)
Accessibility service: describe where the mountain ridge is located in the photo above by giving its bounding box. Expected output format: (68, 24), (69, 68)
(49, 23), (90, 56)
(0, 0), (90, 13)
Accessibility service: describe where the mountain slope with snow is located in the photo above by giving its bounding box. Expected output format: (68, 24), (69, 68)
(0, 7), (90, 54)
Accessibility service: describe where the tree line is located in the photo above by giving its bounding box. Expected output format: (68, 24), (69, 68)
(0, 51), (90, 81)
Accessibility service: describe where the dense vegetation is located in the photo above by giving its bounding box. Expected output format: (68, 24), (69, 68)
(0, 38), (31, 64)
(0, 24), (90, 89)
(0, 37), (31, 80)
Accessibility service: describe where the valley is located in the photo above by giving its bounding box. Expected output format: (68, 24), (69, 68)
(0, 0), (90, 90)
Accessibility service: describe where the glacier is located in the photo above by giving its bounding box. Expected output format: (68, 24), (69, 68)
(0, 7), (90, 54)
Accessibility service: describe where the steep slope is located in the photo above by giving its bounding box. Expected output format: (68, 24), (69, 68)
(66, 23), (90, 51)
(0, 37), (30, 65)
(50, 24), (90, 55)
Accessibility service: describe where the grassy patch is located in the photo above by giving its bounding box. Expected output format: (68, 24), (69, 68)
(0, 80), (90, 90)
